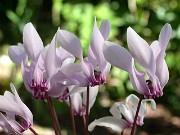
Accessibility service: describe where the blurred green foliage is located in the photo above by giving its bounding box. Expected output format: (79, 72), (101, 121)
(0, 0), (180, 134)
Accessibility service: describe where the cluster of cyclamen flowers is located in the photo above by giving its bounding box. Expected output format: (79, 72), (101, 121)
(0, 18), (172, 135)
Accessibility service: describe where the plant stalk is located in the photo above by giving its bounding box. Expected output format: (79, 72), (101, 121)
(85, 86), (90, 135)
(69, 94), (77, 135)
(45, 93), (62, 135)
(29, 127), (38, 135)
(130, 95), (143, 135)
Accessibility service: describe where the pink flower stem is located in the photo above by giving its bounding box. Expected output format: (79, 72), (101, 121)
(45, 93), (62, 135)
(69, 94), (77, 135)
(29, 127), (38, 135)
(130, 95), (143, 135)
(85, 85), (90, 135)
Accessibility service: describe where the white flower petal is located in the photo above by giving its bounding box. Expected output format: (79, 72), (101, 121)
(23, 22), (44, 61)
(0, 95), (22, 116)
(8, 44), (27, 65)
(10, 83), (33, 124)
(150, 41), (160, 60)
(103, 41), (133, 73)
(129, 67), (148, 95)
(159, 23), (172, 52)
(70, 92), (83, 115)
(82, 86), (99, 109)
(156, 53), (169, 88)
(109, 102), (122, 119)
(45, 35), (57, 79)
(0, 113), (13, 134)
(119, 104), (134, 124)
(88, 116), (128, 133)
(90, 19), (106, 70)
(127, 27), (156, 77)
(57, 29), (83, 60)
(99, 20), (111, 40)
(125, 94), (139, 109)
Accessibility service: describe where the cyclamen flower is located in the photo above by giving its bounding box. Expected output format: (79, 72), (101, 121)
(0, 83), (33, 134)
(56, 19), (111, 87)
(9, 23), (75, 100)
(88, 94), (156, 133)
(103, 24), (172, 98)
(65, 85), (98, 116)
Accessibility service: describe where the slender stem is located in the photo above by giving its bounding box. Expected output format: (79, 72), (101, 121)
(69, 95), (77, 135)
(120, 131), (124, 135)
(50, 97), (62, 134)
(45, 93), (61, 135)
(29, 127), (38, 135)
(82, 115), (86, 135)
(130, 95), (143, 135)
(85, 86), (90, 135)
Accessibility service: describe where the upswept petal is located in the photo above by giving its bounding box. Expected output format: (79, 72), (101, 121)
(87, 47), (97, 68)
(48, 83), (66, 98)
(23, 22), (44, 61)
(45, 35), (58, 79)
(109, 103), (122, 119)
(88, 116), (128, 133)
(40, 45), (49, 61)
(103, 41), (133, 73)
(159, 23), (172, 52)
(56, 47), (73, 62)
(156, 53), (169, 88)
(8, 44), (27, 65)
(21, 61), (33, 93)
(126, 94), (145, 125)
(119, 104), (134, 124)
(141, 98), (156, 111)
(70, 92), (83, 115)
(129, 67), (148, 95)
(125, 94), (139, 109)
(0, 84), (33, 127)
(99, 20), (111, 40)
(138, 98), (156, 125)
(81, 58), (95, 80)
(82, 86), (99, 109)
(10, 83), (33, 124)
(0, 96), (22, 115)
(60, 63), (82, 76)
(68, 86), (87, 96)
(57, 29), (83, 60)
(53, 63), (88, 86)
(101, 62), (111, 78)
(90, 19), (106, 70)
(61, 56), (75, 67)
(127, 27), (156, 77)
(89, 86), (99, 108)
(125, 94), (156, 125)
(4, 91), (15, 101)
(150, 41), (160, 60)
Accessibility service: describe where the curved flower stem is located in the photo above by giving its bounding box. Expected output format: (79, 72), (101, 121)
(29, 127), (38, 135)
(69, 94), (77, 135)
(130, 95), (143, 135)
(85, 85), (90, 135)
(45, 93), (62, 135)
